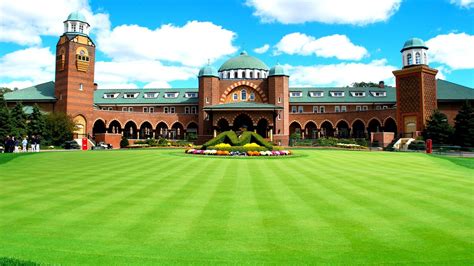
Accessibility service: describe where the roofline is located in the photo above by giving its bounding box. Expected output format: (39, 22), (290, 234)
(400, 45), (428, 52)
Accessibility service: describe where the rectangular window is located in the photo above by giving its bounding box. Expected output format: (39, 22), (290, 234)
(298, 106), (304, 113)
(362, 105), (368, 111)
(313, 106), (318, 113)
(143, 107), (148, 113)
(101, 107), (107, 110)
(205, 97), (209, 104)
(341, 106), (347, 112)
(330, 91), (344, 97)
(320, 106), (325, 113)
(335, 106), (340, 113)
(371, 91), (387, 97)
(108, 107), (113, 111)
(290, 91), (303, 97)
(170, 107), (176, 113)
(291, 106), (297, 113)
(185, 92), (198, 98)
(79, 83), (83, 91)
(104, 93), (119, 99)
(376, 105), (382, 110)
(128, 107), (133, 112)
(164, 92), (179, 98)
(124, 93), (139, 99)
(356, 106), (362, 111)
(185, 107), (190, 114)
(350, 91), (365, 97)
(149, 107), (154, 113)
(144, 92), (158, 98)
(122, 107), (127, 112)
(191, 106), (197, 114)
(164, 107), (169, 114)
(278, 97), (282, 103)
(309, 91), (324, 97)
(383, 105), (388, 110)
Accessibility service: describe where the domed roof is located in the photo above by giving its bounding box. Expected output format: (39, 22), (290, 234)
(401, 38), (428, 52)
(218, 51), (269, 72)
(269, 64), (288, 76)
(198, 65), (218, 78)
(67, 11), (87, 23)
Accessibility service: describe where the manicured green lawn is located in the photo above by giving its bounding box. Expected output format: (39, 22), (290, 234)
(0, 149), (473, 264)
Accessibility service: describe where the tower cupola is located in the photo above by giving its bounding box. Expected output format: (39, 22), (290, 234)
(64, 11), (90, 36)
(401, 38), (429, 68)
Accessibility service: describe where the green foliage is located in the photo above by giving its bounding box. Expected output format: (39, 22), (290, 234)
(158, 137), (168, 145)
(202, 130), (273, 150)
(408, 140), (426, 150)
(453, 101), (474, 147)
(120, 136), (129, 148)
(313, 137), (368, 147)
(0, 94), (12, 140)
(423, 109), (454, 145)
(10, 102), (28, 137)
(0, 87), (12, 97)
(351, 81), (379, 87)
(0, 257), (39, 266)
(186, 132), (197, 141)
(43, 112), (76, 146)
(28, 104), (45, 137)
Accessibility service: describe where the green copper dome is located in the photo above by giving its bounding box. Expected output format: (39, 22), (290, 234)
(67, 11), (87, 23)
(218, 51), (269, 72)
(198, 65), (219, 78)
(401, 38), (428, 52)
(269, 64), (288, 76)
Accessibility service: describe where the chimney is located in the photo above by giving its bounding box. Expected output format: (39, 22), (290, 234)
(94, 83), (98, 91)
(378, 81), (385, 88)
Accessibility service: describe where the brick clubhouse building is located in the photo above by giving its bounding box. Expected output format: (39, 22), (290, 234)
(5, 12), (474, 148)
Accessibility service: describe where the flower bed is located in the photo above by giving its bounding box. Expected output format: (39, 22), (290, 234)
(185, 148), (292, 157)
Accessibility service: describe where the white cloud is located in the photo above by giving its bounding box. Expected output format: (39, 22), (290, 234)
(95, 60), (197, 89)
(0, 0), (109, 46)
(97, 21), (237, 67)
(246, 0), (401, 25)
(254, 44), (270, 54)
(426, 33), (474, 69)
(0, 47), (55, 88)
(450, 0), (474, 8)
(286, 59), (397, 87)
(275, 33), (368, 60)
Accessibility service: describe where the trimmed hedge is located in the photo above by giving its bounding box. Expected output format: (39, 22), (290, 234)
(0, 257), (39, 266)
(202, 131), (273, 150)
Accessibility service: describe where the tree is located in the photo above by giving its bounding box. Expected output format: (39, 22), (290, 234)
(351, 81), (379, 87)
(423, 109), (454, 145)
(44, 112), (77, 146)
(0, 94), (12, 140)
(453, 101), (474, 147)
(0, 87), (12, 97)
(10, 102), (28, 137)
(28, 104), (46, 137)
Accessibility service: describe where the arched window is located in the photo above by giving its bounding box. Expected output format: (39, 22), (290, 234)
(256, 72), (260, 79)
(415, 52), (421, 64)
(233, 93), (238, 101)
(230, 71), (234, 79)
(243, 71), (246, 78)
(424, 53), (427, 64)
(241, 89), (247, 101)
(249, 92), (255, 101)
(249, 72), (253, 79)
(407, 54), (412, 65)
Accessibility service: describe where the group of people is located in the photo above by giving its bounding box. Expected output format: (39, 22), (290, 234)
(2, 135), (41, 153)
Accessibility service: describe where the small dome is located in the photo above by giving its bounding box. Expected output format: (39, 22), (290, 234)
(401, 38), (428, 52)
(269, 64), (288, 76)
(67, 11), (87, 23)
(218, 51), (269, 72)
(198, 65), (218, 78)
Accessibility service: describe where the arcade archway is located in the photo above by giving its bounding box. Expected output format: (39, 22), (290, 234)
(256, 118), (269, 138)
(233, 114), (253, 131)
(92, 119), (106, 136)
(352, 120), (366, 138)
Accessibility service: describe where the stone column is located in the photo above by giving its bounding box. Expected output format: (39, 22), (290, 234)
(269, 128), (273, 142)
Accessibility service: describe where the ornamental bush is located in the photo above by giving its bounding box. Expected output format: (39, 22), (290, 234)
(202, 130), (273, 150)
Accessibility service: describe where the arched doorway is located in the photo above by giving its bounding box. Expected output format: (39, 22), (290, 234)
(108, 120), (122, 134)
(124, 121), (138, 139)
(233, 114), (253, 131)
(368, 119), (382, 136)
(171, 122), (184, 139)
(217, 118), (230, 132)
(304, 121), (318, 139)
(140, 122), (153, 139)
(186, 122), (198, 141)
(92, 119), (106, 136)
(73, 115), (87, 138)
(336, 120), (350, 138)
(256, 118), (269, 138)
(320, 121), (334, 137)
(352, 120), (366, 138)
(156, 122), (168, 139)
(289, 121), (302, 137)
(383, 117), (397, 135)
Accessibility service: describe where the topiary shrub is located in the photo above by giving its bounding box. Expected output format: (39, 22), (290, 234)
(202, 130), (273, 150)
(120, 136), (129, 148)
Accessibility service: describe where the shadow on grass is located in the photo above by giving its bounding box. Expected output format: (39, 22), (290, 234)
(0, 257), (40, 265)
(0, 153), (37, 166)
(432, 155), (474, 169)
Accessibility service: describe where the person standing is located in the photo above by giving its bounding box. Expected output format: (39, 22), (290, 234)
(12, 137), (18, 153)
(30, 136), (36, 152)
(4, 136), (11, 153)
(22, 137), (28, 152)
(35, 135), (41, 152)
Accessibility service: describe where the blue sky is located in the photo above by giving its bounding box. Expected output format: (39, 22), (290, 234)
(0, 0), (473, 89)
